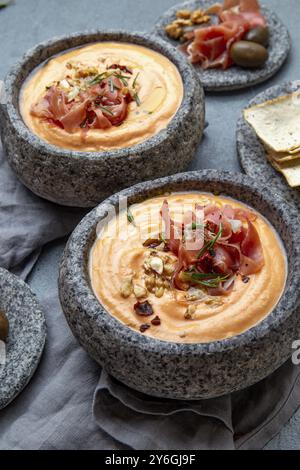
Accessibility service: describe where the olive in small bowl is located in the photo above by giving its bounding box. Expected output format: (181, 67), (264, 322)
(244, 26), (269, 47)
(0, 310), (9, 342)
(230, 41), (268, 69)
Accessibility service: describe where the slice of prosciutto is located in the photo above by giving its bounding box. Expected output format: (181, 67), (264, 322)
(31, 74), (131, 133)
(182, 0), (267, 69)
(160, 200), (264, 296)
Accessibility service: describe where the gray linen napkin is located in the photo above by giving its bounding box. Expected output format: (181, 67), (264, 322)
(93, 363), (300, 450)
(1, 142), (300, 450)
(0, 141), (85, 277)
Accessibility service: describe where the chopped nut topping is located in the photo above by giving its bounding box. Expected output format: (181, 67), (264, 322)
(186, 287), (206, 302)
(176, 9), (191, 19)
(120, 279), (133, 298)
(174, 18), (193, 27)
(191, 9), (210, 24)
(155, 286), (164, 298)
(205, 297), (223, 307)
(154, 242), (166, 252)
(145, 275), (155, 289)
(184, 304), (197, 320)
(163, 263), (175, 276)
(75, 66), (98, 78)
(165, 8), (211, 40)
(133, 284), (147, 299)
(165, 23), (183, 40)
(149, 256), (164, 275)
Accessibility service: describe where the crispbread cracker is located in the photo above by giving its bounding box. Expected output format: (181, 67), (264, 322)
(244, 91), (300, 153)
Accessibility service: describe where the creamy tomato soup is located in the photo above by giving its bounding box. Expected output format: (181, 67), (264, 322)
(89, 193), (287, 343)
(20, 42), (183, 151)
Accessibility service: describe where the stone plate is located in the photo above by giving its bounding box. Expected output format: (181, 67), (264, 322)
(237, 80), (300, 211)
(0, 268), (46, 410)
(59, 170), (300, 399)
(154, 0), (290, 92)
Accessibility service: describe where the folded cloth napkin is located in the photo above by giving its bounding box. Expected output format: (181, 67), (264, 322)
(0, 141), (85, 278)
(0, 142), (300, 450)
(93, 364), (300, 450)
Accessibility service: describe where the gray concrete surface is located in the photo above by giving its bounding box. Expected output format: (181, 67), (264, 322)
(1, 0), (300, 449)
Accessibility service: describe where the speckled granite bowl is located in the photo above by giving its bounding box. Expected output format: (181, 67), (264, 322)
(0, 31), (205, 207)
(0, 268), (46, 410)
(237, 80), (300, 211)
(58, 170), (300, 399)
(154, 0), (290, 92)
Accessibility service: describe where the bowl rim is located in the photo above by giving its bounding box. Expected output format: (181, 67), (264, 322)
(4, 29), (201, 161)
(60, 169), (300, 355)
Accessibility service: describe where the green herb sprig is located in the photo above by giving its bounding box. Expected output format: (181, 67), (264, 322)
(132, 72), (140, 89)
(88, 72), (107, 86)
(127, 208), (136, 226)
(99, 105), (114, 116)
(133, 92), (141, 107)
(197, 223), (223, 259)
(182, 271), (230, 288)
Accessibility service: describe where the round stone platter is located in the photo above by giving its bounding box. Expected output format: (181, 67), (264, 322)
(154, 0), (290, 92)
(237, 80), (300, 211)
(59, 170), (300, 400)
(0, 268), (46, 410)
(0, 30), (205, 208)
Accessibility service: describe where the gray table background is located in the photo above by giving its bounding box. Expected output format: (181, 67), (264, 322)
(1, 0), (299, 449)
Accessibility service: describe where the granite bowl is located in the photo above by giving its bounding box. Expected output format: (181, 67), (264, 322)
(0, 30), (205, 208)
(0, 268), (46, 409)
(58, 170), (300, 399)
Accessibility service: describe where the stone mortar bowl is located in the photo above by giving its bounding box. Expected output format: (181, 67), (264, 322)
(0, 31), (205, 208)
(58, 170), (300, 399)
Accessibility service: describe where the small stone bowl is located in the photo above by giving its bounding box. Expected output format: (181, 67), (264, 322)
(58, 170), (300, 399)
(0, 31), (205, 208)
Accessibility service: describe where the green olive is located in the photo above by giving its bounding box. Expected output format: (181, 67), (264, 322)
(0, 310), (9, 342)
(230, 41), (268, 68)
(244, 26), (269, 47)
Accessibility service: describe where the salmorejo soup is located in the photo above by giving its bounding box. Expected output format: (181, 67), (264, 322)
(20, 42), (183, 152)
(90, 192), (287, 344)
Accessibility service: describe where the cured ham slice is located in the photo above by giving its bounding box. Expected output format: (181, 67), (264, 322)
(160, 200), (265, 296)
(60, 99), (90, 132)
(186, 20), (247, 69)
(31, 72), (132, 132)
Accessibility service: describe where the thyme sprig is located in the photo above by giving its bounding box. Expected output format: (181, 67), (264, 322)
(133, 92), (141, 106)
(132, 72), (140, 89)
(98, 105), (114, 116)
(182, 271), (230, 288)
(88, 72), (107, 86)
(196, 223), (223, 259)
